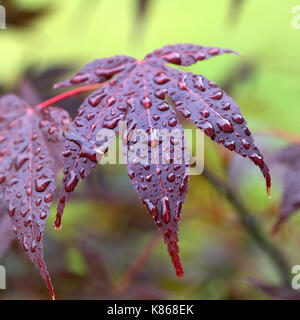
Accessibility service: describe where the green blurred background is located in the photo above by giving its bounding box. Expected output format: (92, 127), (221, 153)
(1, 0), (300, 299)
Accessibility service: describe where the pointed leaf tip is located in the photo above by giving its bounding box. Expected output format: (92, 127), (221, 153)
(45, 274), (55, 300)
(176, 268), (184, 278)
(267, 186), (271, 199)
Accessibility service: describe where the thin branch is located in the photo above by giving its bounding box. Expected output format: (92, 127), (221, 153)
(202, 167), (291, 286)
(113, 232), (161, 293)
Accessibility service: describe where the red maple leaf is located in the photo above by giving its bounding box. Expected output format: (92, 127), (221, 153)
(53, 43), (271, 279)
(0, 94), (71, 299)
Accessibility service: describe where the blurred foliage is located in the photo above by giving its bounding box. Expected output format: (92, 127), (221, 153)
(1, 0), (300, 300)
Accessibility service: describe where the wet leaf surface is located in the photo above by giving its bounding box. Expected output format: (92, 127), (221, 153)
(55, 43), (271, 278)
(0, 94), (71, 298)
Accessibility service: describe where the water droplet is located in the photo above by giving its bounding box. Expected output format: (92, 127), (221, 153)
(44, 190), (54, 203)
(168, 117), (177, 127)
(88, 92), (107, 106)
(222, 103), (230, 110)
(225, 140), (235, 150)
(74, 119), (84, 128)
(244, 127), (251, 136)
(163, 52), (181, 64)
(8, 202), (15, 217)
(30, 240), (37, 253)
(202, 122), (216, 139)
(23, 217), (31, 227)
(210, 91), (223, 100)
(65, 171), (79, 192)
(144, 164), (150, 170)
(63, 150), (72, 157)
(241, 138), (250, 149)
(36, 165), (43, 172)
(167, 172), (176, 182)
(154, 72), (170, 84)
(178, 75), (188, 90)
(145, 175), (152, 182)
(86, 113), (95, 121)
(37, 231), (42, 242)
(34, 147), (41, 155)
(174, 201), (182, 222)
(128, 170), (135, 180)
(26, 187), (32, 197)
(250, 153), (264, 168)
(157, 102), (169, 111)
(103, 114), (122, 129)
(118, 105), (127, 112)
(35, 178), (51, 192)
(48, 125), (57, 135)
(15, 154), (29, 171)
(71, 73), (89, 84)
(36, 198), (42, 206)
(154, 88), (167, 99)
(191, 52), (205, 61)
(126, 96), (134, 107)
(143, 199), (158, 220)
(141, 96), (152, 109)
(161, 196), (170, 223)
(194, 76), (205, 91)
(21, 208), (29, 218)
(40, 211), (47, 220)
(217, 119), (234, 133)
(174, 164), (181, 171)
(107, 96), (116, 106)
(232, 114), (244, 124)
(79, 168), (85, 179)
(179, 107), (191, 118)
(200, 109), (209, 118)
(179, 174), (189, 193)
(22, 235), (29, 251)
(208, 48), (220, 55)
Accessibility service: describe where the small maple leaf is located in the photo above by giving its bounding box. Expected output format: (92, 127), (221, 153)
(272, 144), (300, 234)
(54, 43), (271, 278)
(0, 94), (71, 299)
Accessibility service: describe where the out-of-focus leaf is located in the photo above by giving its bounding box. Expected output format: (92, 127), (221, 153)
(133, 0), (151, 37)
(250, 279), (300, 300)
(1, 0), (51, 29)
(227, 0), (246, 25)
(272, 144), (300, 233)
